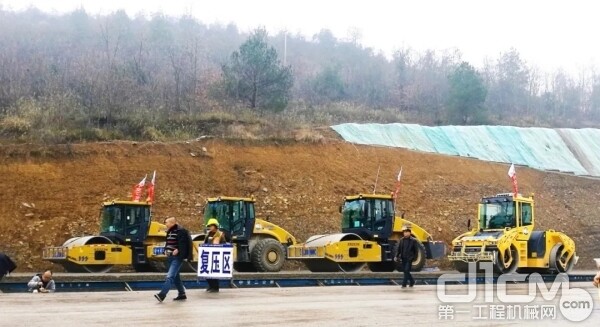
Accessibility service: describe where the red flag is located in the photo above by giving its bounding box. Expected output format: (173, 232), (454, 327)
(393, 167), (403, 199)
(132, 175), (147, 202)
(507, 164), (518, 195)
(146, 171), (156, 204)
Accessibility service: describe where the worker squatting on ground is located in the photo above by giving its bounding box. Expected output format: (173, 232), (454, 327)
(594, 272), (600, 287)
(204, 218), (227, 293)
(154, 217), (193, 302)
(395, 225), (419, 288)
(0, 252), (17, 281)
(27, 270), (55, 293)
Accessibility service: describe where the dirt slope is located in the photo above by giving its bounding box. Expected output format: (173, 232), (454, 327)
(1, 138), (599, 271)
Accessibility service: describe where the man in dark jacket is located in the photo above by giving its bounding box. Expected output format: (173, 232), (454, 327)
(0, 252), (17, 281)
(395, 225), (419, 288)
(154, 217), (193, 302)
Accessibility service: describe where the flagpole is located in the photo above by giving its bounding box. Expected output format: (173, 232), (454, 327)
(373, 164), (381, 194)
(393, 167), (402, 217)
(508, 163), (518, 196)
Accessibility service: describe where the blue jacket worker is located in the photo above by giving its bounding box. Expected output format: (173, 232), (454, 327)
(27, 270), (55, 293)
(395, 225), (419, 288)
(154, 217), (193, 302)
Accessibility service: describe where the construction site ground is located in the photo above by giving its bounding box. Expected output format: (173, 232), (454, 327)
(1, 137), (599, 272)
(1, 283), (599, 326)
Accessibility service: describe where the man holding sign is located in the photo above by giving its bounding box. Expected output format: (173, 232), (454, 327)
(199, 218), (232, 293)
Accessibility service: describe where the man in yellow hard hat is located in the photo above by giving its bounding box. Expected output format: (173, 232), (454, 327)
(204, 218), (226, 293)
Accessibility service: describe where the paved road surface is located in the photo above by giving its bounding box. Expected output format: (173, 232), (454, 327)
(1, 283), (599, 326)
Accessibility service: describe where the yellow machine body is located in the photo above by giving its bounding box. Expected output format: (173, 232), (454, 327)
(43, 200), (167, 273)
(288, 193), (446, 272)
(448, 193), (577, 274)
(149, 196), (297, 272)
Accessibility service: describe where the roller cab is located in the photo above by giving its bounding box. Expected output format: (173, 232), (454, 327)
(43, 201), (166, 273)
(288, 194), (446, 272)
(448, 193), (577, 274)
(154, 196), (297, 273)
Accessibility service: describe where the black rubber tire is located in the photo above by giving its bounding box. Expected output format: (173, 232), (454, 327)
(251, 238), (286, 272)
(549, 244), (575, 273)
(392, 241), (426, 272)
(411, 241), (427, 272)
(494, 246), (519, 274)
(61, 236), (114, 273)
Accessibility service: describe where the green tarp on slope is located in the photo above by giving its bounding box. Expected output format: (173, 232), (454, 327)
(331, 123), (596, 177)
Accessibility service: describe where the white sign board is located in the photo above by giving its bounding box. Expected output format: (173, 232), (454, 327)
(197, 244), (234, 280)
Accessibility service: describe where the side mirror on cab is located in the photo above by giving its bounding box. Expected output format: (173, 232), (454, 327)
(467, 218), (471, 231)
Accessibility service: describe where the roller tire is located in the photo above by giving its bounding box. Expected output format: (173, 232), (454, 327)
(494, 246), (519, 274)
(251, 238), (286, 272)
(393, 240), (426, 272)
(411, 241), (427, 272)
(549, 244), (575, 274)
(62, 236), (114, 273)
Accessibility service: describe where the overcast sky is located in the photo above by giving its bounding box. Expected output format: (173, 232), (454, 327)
(1, 0), (598, 74)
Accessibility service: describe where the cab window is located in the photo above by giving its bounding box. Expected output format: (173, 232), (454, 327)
(520, 202), (533, 226)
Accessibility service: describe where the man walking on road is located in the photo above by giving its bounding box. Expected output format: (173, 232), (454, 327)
(154, 217), (193, 302)
(395, 224), (419, 288)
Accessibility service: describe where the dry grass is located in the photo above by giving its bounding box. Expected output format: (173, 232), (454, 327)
(292, 127), (325, 142)
(0, 102), (408, 144)
(227, 124), (259, 140)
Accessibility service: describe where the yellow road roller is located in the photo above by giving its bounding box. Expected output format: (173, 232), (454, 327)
(149, 196), (297, 272)
(448, 192), (578, 274)
(43, 200), (167, 272)
(287, 193), (446, 272)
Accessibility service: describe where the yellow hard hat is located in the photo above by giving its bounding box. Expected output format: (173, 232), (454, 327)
(206, 218), (219, 228)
